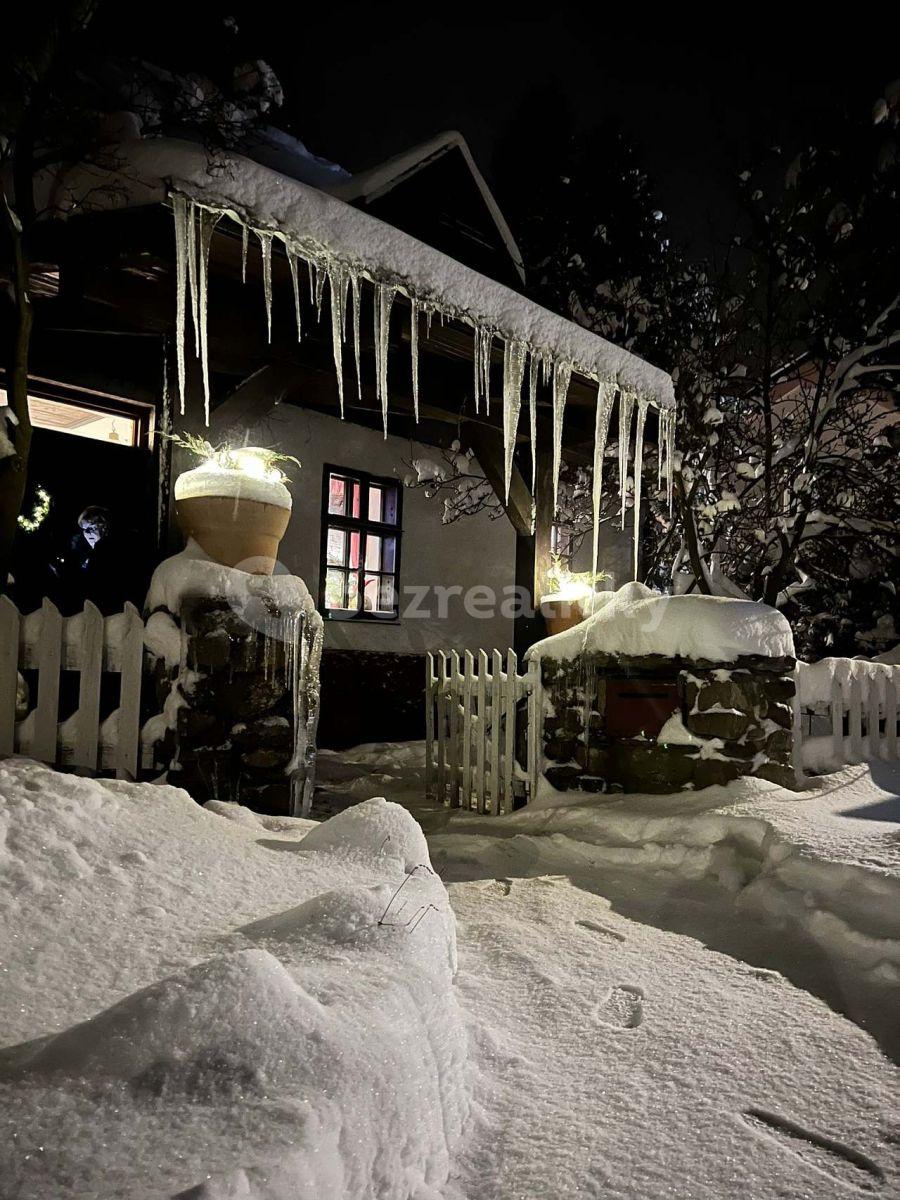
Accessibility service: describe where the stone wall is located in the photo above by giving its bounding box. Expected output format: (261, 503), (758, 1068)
(150, 594), (321, 815)
(540, 650), (796, 795)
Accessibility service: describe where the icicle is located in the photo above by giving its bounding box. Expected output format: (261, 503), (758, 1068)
(287, 252), (303, 341)
(480, 329), (493, 415)
(527, 352), (539, 495)
(410, 297), (420, 422)
(314, 263), (326, 321)
(328, 265), (349, 418)
(241, 223), (249, 284)
(425, 307), (434, 338)
(618, 389), (635, 528)
(373, 283), (395, 437)
(632, 399), (649, 580)
(551, 359), (572, 517)
(472, 326), (483, 414)
(657, 405), (664, 493)
(307, 260), (316, 304)
(667, 408), (676, 513)
(186, 201), (201, 356)
(501, 338), (526, 501)
(257, 231), (273, 343)
(590, 381), (615, 585)
(350, 270), (363, 400)
(197, 207), (219, 426)
(171, 196), (189, 414)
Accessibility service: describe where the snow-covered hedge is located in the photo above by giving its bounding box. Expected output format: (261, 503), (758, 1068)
(0, 761), (467, 1199)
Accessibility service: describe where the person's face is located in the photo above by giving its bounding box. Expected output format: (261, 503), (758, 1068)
(81, 518), (108, 548)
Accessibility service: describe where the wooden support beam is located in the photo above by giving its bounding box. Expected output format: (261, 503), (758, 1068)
(462, 420), (533, 537)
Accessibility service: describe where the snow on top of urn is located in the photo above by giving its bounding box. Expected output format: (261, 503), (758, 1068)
(174, 458), (292, 509)
(529, 581), (796, 663)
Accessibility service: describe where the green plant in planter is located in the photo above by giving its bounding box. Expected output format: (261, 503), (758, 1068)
(166, 432), (300, 483)
(546, 552), (608, 597)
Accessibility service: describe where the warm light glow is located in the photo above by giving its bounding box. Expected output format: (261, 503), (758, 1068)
(232, 447), (285, 484)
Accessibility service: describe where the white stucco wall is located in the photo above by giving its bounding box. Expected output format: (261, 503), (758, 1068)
(244, 405), (517, 654)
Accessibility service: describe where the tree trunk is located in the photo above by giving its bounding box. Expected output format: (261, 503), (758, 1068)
(0, 197), (34, 595)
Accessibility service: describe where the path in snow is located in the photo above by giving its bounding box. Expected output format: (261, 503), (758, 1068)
(437, 862), (898, 1200)
(315, 742), (900, 1197)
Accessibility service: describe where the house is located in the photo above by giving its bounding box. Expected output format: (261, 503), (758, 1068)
(8, 125), (674, 750)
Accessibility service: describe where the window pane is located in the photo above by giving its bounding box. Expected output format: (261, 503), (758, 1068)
(368, 485), (382, 523)
(379, 576), (396, 612)
(365, 534), (382, 571)
(363, 574), (379, 612)
(328, 475), (346, 515)
(347, 571), (359, 609)
(351, 483), (361, 518)
(382, 485), (399, 525)
(325, 568), (348, 609)
(349, 531), (360, 569)
(381, 536), (396, 574)
(326, 527), (347, 565)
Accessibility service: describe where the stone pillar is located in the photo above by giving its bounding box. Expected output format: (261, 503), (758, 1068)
(147, 580), (323, 815)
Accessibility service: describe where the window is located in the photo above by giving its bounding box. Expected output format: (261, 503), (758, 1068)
(320, 466), (402, 620)
(0, 384), (150, 447)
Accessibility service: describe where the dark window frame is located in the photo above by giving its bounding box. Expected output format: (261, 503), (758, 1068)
(319, 463), (403, 623)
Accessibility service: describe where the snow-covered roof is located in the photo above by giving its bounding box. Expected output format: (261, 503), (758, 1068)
(324, 130), (526, 286)
(48, 137), (674, 409)
(529, 582), (796, 663)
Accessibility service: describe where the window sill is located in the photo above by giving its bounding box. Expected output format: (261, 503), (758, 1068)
(322, 611), (401, 625)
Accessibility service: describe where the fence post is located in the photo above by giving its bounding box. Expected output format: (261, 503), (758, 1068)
(116, 602), (144, 780)
(32, 598), (62, 764)
(461, 650), (474, 810)
(848, 670), (864, 763)
(435, 652), (447, 805)
(476, 650), (488, 813)
(490, 649), (503, 816)
(424, 654), (435, 800)
(0, 596), (20, 757)
(73, 602), (104, 771)
(503, 649), (518, 814)
(527, 654), (542, 804)
(448, 650), (461, 807)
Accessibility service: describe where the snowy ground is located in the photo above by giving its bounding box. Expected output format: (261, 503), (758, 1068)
(1, 750), (898, 1198)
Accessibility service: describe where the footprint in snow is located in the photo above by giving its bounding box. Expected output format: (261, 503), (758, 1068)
(597, 984), (644, 1030)
(740, 1108), (884, 1192)
(576, 918), (626, 943)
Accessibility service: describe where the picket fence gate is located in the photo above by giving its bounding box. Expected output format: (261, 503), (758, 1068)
(424, 649), (542, 814)
(0, 596), (145, 778)
(795, 657), (900, 771)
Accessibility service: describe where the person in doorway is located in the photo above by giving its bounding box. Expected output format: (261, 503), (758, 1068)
(50, 506), (137, 614)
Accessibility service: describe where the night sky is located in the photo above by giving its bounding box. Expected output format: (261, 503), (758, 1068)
(85, 4), (900, 252)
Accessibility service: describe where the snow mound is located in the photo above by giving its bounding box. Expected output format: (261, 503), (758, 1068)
(0, 759), (466, 1199)
(300, 795), (431, 872)
(530, 581), (795, 662)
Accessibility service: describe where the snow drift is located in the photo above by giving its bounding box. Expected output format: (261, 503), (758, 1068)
(0, 760), (467, 1199)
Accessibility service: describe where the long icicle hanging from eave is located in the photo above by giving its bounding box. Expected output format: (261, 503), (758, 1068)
(632, 398), (649, 580)
(551, 359), (573, 517)
(590, 381), (616, 586)
(501, 339), (527, 501)
(169, 192), (674, 562)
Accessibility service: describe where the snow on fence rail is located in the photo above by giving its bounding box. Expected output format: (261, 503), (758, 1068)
(795, 657), (900, 772)
(0, 597), (145, 778)
(425, 649), (541, 814)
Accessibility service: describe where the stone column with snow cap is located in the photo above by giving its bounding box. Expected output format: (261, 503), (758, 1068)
(142, 542), (323, 816)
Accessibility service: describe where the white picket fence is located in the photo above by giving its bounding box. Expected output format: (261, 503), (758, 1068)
(795, 657), (900, 772)
(0, 596), (145, 778)
(424, 649), (542, 814)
